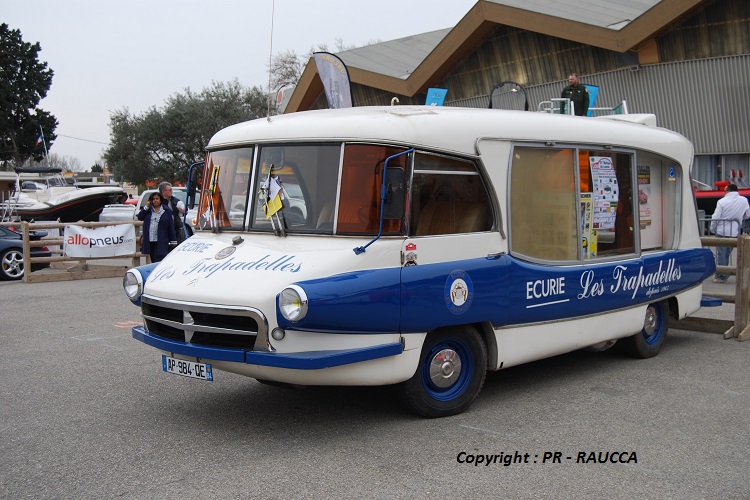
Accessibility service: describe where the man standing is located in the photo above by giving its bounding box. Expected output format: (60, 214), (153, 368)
(158, 181), (187, 243)
(710, 183), (750, 283)
(561, 72), (589, 116)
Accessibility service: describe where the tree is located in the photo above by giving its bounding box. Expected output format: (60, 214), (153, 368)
(105, 80), (267, 185)
(268, 49), (309, 93)
(105, 41), (368, 185)
(267, 39), (373, 92)
(0, 23), (57, 169)
(90, 163), (103, 173)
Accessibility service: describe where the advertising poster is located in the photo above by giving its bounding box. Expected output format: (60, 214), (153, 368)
(589, 156), (618, 242)
(637, 165), (652, 229)
(580, 193), (597, 259)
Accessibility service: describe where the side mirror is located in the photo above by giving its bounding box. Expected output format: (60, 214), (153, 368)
(383, 167), (405, 220)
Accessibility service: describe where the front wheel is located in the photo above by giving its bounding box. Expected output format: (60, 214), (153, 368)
(398, 326), (487, 418)
(621, 301), (669, 358)
(0, 248), (25, 280)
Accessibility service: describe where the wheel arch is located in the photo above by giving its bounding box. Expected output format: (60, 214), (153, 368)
(474, 321), (498, 371)
(667, 295), (679, 322)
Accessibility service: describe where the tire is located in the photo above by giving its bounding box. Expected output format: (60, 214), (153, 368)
(0, 248), (25, 281)
(398, 326), (487, 418)
(621, 301), (669, 359)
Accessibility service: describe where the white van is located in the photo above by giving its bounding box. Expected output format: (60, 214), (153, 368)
(123, 106), (715, 417)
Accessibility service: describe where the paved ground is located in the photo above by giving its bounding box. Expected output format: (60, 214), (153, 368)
(1, 276), (748, 499)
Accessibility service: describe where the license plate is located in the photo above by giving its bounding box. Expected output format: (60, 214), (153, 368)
(162, 355), (213, 381)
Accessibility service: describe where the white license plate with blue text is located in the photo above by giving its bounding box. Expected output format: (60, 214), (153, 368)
(162, 355), (213, 381)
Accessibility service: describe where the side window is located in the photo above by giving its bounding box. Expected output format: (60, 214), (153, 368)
(201, 148), (254, 230)
(336, 145), (409, 235)
(510, 148), (578, 261)
(636, 151), (680, 250)
(409, 153), (492, 236)
(580, 150), (635, 258)
(510, 146), (646, 263)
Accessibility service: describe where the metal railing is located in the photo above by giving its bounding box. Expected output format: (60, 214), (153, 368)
(537, 98), (573, 115)
(698, 217), (748, 237)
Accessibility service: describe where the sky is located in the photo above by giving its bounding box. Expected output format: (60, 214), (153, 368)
(5, 0), (478, 171)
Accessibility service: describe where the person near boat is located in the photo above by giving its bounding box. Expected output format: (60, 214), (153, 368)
(137, 191), (177, 263)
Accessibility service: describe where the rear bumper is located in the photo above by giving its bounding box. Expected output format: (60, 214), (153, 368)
(132, 326), (403, 370)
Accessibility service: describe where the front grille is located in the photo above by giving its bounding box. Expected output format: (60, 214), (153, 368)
(141, 296), (270, 351)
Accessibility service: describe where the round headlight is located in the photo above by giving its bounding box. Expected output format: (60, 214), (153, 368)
(279, 285), (308, 322)
(123, 270), (144, 301)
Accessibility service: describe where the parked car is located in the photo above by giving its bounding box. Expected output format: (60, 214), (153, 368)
(99, 187), (196, 237)
(0, 226), (52, 280)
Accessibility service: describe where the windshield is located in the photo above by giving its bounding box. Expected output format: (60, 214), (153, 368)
(197, 143), (410, 235)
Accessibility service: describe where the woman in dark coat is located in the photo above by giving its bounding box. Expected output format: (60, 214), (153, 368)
(137, 192), (177, 262)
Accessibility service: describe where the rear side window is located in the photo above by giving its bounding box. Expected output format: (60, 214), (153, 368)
(509, 145), (676, 263)
(409, 153), (493, 236)
(510, 148), (578, 261)
(579, 150), (636, 258)
(636, 151), (681, 251)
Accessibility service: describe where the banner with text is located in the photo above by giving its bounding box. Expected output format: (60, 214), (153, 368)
(63, 224), (137, 258)
(313, 52), (353, 109)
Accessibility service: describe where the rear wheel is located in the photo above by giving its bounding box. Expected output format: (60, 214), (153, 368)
(398, 326), (487, 418)
(0, 248), (25, 280)
(621, 301), (668, 358)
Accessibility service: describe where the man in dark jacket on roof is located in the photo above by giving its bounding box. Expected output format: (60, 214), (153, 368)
(561, 72), (589, 116)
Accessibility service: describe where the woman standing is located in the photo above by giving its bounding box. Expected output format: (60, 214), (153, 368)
(137, 192), (177, 262)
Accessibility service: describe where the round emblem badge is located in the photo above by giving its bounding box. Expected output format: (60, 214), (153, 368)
(214, 246), (236, 260)
(444, 269), (473, 315)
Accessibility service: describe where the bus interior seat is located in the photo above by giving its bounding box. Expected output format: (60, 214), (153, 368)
(316, 201), (335, 229)
(415, 202), (490, 235)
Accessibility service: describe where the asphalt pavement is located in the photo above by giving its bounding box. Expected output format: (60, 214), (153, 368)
(0, 276), (748, 499)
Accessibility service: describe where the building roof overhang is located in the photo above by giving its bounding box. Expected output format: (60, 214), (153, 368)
(285, 0), (705, 113)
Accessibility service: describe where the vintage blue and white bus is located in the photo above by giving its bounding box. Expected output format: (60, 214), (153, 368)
(123, 106), (715, 417)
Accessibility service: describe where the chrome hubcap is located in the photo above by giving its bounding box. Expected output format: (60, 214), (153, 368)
(429, 348), (462, 388)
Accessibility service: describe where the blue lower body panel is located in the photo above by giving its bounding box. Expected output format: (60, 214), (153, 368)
(132, 326), (403, 370)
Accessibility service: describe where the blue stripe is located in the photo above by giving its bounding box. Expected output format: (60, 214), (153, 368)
(132, 326), (245, 362)
(401, 248), (715, 330)
(132, 326), (402, 369)
(243, 344), (403, 369)
(276, 247), (714, 334)
(277, 268), (402, 333)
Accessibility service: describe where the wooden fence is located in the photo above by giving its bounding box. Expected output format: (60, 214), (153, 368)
(5, 221), (748, 340)
(1, 220), (146, 283)
(675, 234), (750, 341)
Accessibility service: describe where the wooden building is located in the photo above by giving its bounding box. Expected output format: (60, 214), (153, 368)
(285, 0), (750, 188)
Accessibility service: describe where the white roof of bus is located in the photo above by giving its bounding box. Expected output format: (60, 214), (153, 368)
(207, 106), (692, 162)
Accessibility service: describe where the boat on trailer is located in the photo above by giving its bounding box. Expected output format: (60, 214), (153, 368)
(1, 167), (127, 223)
